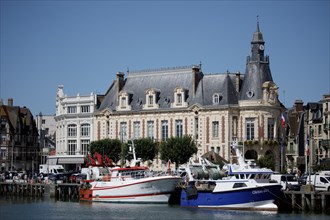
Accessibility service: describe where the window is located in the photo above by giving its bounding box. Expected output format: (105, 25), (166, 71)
(106, 121), (110, 138)
(233, 183), (247, 188)
(177, 93), (182, 105)
(68, 124), (77, 137)
(67, 106), (77, 114)
(176, 120), (183, 137)
(213, 94), (219, 104)
(246, 118), (255, 140)
(161, 120), (168, 141)
(133, 122), (140, 139)
(212, 121), (219, 138)
(81, 140), (90, 155)
(195, 117), (199, 139)
(68, 140), (76, 155)
(121, 97), (126, 108)
(148, 95), (154, 105)
(81, 124), (90, 137)
(42, 119), (46, 124)
(267, 118), (274, 140)
(81, 105), (90, 113)
(120, 122), (127, 142)
(147, 121), (154, 139)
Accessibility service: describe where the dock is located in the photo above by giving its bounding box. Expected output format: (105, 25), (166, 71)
(1, 181), (330, 213)
(0, 182), (80, 200)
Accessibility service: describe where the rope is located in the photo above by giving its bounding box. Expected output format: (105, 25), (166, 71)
(260, 185), (303, 210)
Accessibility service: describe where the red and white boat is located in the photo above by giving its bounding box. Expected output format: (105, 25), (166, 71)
(80, 143), (180, 203)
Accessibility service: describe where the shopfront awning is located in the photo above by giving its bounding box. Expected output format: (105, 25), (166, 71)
(57, 156), (85, 164)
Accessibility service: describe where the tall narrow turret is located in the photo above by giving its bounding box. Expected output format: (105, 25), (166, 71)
(240, 20), (274, 101)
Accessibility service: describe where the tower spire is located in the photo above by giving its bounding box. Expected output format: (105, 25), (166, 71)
(256, 15), (260, 32)
(252, 16), (264, 44)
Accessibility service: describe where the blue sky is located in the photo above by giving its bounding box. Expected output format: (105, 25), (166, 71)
(1, 0), (329, 116)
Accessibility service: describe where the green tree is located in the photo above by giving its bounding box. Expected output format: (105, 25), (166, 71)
(122, 138), (158, 163)
(89, 138), (122, 163)
(160, 135), (198, 168)
(257, 154), (275, 170)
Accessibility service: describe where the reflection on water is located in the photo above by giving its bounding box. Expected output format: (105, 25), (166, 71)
(0, 196), (329, 220)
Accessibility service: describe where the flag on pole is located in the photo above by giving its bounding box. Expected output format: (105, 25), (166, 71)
(305, 139), (310, 156)
(281, 113), (286, 127)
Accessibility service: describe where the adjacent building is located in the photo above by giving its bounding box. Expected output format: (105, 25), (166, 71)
(285, 95), (330, 173)
(35, 113), (56, 164)
(54, 85), (97, 170)
(0, 99), (39, 172)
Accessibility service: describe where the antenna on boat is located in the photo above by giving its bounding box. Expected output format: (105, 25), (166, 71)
(128, 139), (139, 167)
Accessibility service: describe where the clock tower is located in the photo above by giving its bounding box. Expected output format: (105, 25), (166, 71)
(240, 20), (274, 101)
(251, 20), (265, 62)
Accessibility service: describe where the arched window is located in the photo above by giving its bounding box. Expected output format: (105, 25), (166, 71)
(213, 93), (222, 105)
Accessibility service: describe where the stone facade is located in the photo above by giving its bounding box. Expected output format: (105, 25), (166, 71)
(93, 22), (285, 171)
(55, 85), (96, 169)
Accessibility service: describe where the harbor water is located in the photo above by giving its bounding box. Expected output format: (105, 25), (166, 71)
(0, 196), (329, 220)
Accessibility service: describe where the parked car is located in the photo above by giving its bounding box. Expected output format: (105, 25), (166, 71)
(298, 172), (315, 185)
(271, 174), (300, 191)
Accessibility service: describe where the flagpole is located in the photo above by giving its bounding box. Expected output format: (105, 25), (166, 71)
(305, 140), (308, 175)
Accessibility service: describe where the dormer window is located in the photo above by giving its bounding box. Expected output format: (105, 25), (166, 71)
(117, 91), (132, 111)
(143, 89), (159, 109)
(212, 93), (222, 105)
(172, 87), (188, 108)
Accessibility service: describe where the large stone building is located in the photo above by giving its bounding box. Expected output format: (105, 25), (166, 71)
(0, 98), (39, 172)
(93, 22), (285, 171)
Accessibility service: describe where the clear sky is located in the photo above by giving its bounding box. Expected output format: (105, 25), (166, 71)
(1, 0), (329, 116)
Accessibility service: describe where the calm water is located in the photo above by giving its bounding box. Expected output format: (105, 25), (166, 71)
(0, 197), (329, 220)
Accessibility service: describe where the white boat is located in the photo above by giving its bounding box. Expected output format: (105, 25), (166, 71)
(80, 142), (180, 203)
(180, 141), (282, 211)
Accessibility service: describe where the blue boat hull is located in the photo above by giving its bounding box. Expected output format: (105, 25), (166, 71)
(181, 184), (282, 210)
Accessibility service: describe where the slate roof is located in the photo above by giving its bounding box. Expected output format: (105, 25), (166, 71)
(96, 22), (276, 113)
(194, 73), (239, 107)
(96, 66), (242, 113)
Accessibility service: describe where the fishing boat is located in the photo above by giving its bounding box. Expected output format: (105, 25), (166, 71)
(180, 141), (282, 211)
(79, 142), (180, 203)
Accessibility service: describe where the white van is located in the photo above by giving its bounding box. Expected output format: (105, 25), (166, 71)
(307, 173), (330, 191)
(271, 174), (300, 191)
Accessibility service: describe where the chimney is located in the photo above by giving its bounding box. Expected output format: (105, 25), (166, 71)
(8, 98), (13, 107)
(294, 100), (304, 112)
(192, 65), (201, 97)
(116, 72), (125, 93)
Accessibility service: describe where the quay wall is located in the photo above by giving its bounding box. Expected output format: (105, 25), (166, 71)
(0, 182), (80, 200)
(1, 182), (330, 213)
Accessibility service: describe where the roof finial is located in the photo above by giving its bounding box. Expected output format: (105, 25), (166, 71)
(256, 15), (260, 32)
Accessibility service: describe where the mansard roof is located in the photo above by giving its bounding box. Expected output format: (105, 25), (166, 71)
(194, 73), (239, 106)
(96, 66), (241, 113)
